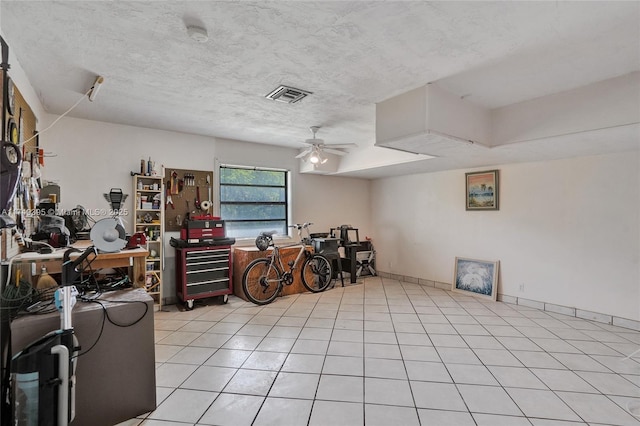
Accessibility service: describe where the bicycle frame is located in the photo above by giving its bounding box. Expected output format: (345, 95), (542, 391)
(264, 240), (311, 283)
(262, 223), (314, 283)
(242, 222), (333, 304)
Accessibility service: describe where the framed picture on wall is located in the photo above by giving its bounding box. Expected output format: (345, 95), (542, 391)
(466, 169), (499, 210)
(452, 257), (499, 301)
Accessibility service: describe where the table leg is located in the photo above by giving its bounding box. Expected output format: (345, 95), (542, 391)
(350, 246), (357, 283)
(132, 256), (146, 287)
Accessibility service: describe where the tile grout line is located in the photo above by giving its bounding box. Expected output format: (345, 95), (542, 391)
(148, 277), (640, 426)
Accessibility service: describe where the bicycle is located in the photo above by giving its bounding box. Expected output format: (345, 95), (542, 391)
(242, 223), (333, 305)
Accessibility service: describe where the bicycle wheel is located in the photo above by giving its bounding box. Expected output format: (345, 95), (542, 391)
(301, 254), (333, 293)
(242, 258), (282, 305)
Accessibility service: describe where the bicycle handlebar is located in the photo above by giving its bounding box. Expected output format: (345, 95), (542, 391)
(288, 222), (313, 230)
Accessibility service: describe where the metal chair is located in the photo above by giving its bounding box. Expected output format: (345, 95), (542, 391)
(355, 249), (376, 277)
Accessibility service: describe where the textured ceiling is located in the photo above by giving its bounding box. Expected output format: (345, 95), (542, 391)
(1, 1), (639, 177)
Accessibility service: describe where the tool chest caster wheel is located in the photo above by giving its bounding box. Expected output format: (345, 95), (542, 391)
(185, 299), (194, 310)
(222, 294), (229, 304)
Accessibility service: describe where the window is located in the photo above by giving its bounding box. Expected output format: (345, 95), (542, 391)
(219, 165), (288, 238)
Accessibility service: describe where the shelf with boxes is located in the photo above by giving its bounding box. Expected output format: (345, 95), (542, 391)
(133, 174), (164, 308)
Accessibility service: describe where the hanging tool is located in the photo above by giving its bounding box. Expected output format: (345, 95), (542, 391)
(165, 186), (174, 209)
(170, 171), (179, 195)
(194, 186), (201, 210)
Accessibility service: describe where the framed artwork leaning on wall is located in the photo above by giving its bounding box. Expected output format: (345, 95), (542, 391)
(452, 257), (499, 301)
(466, 169), (499, 210)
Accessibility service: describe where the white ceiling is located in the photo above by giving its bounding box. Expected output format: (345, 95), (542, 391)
(1, 1), (639, 178)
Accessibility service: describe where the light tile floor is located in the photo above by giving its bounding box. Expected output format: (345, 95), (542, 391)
(119, 277), (640, 426)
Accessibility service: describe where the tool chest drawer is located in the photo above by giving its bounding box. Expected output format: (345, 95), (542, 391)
(186, 266), (229, 284)
(186, 278), (230, 296)
(176, 246), (233, 306)
(186, 249), (230, 263)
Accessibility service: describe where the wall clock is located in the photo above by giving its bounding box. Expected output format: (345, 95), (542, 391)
(7, 118), (18, 144)
(5, 77), (15, 116)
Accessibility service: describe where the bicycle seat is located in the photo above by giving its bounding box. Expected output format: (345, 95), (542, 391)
(260, 231), (278, 238)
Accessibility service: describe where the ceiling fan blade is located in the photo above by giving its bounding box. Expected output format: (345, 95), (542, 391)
(324, 148), (348, 156)
(325, 143), (358, 149)
(295, 148), (313, 158)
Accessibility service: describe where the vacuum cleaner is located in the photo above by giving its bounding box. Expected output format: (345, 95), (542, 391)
(10, 246), (97, 425)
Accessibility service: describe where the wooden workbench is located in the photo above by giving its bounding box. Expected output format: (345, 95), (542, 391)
(11, 241), (148, 288)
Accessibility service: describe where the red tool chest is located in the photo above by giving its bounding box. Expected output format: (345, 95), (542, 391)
(180, 217), (226, 243)
(175, 245), (232, 309)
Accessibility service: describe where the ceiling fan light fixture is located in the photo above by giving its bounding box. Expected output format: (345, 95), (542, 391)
(297, 125), (356, 167)
(309, 152), (320, 164)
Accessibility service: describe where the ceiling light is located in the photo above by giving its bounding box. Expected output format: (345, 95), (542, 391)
(306, 149), (327, 166)
(186, 25), (208, 43)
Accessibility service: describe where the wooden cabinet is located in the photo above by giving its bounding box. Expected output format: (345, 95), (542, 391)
(175, 246), (232, 309)
(133, 175), (164, 308)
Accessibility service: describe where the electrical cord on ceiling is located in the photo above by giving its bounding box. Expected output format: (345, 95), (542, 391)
(19, 84), (95, 147)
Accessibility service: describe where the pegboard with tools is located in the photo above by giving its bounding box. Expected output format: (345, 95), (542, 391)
(163, 168), (214, 232)
(1, 68), (39, 261)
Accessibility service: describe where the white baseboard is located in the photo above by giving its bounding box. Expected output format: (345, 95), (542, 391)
(376, 270), (640, 332)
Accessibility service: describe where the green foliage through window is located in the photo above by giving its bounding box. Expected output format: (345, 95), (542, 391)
(220, 166), (288, 238)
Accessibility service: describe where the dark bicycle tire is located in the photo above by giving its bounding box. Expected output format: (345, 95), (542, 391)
(242, 258), (282, 305)
(301, 254), (333, 293)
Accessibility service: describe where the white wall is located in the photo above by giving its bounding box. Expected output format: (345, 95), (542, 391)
(39, 116), (372, 302)
(214, 137), (372, 239)
(40, 117), (371, 233)
(40, 114), (218, 219)
(371, 151), (640, 321)
(34, 105), (639, 320)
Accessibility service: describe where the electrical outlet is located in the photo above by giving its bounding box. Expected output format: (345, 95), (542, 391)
(519, 283), (525, 292)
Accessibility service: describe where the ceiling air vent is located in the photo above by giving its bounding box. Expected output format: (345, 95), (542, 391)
(265, 85), (312, 104)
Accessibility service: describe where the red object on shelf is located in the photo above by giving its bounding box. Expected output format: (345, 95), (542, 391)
(190, 214), (220, 221)
(181, 217), (226, 242)
(127, 232), (147, 249)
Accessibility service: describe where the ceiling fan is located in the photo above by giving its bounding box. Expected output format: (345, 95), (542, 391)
(295, 126), (357, 165)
